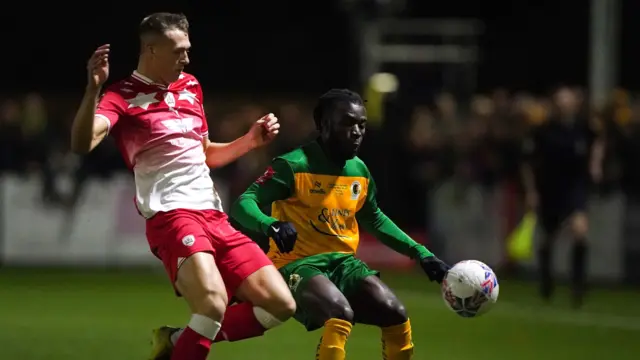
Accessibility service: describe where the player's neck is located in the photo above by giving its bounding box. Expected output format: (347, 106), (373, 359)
(136, 62), (169, 86)
(317, 138), (347, 168)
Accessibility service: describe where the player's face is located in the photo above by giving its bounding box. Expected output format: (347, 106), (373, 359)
(325, 101), (367, 159)
(149, 29), (191, 83)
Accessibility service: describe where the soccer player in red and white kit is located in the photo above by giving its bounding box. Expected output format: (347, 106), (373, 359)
(70, 13), (296, 360)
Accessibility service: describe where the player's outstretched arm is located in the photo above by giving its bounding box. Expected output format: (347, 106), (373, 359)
(357, 178), (449, 282)
(203, 113), (280, 168)
(356, 178), (433, 260)
(71, 44), (113, 154)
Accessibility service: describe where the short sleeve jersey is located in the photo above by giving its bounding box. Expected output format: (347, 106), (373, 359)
(240, 141), (377, 268)
(95, 71), (222, 218)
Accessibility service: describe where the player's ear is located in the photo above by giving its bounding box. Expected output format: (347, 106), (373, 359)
(320, 120), (331, 139)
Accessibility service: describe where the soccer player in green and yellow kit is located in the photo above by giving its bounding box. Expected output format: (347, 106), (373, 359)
(230, 89), (450, 360)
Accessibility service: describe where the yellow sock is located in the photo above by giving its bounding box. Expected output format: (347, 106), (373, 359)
(381, 319), (414, 360)
(315, 318), (352, 360)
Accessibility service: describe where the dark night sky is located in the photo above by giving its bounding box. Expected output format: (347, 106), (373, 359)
(2, 1), (638, 95)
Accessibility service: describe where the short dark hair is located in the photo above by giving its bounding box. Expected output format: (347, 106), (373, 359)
(313, 89), (365, 130)
(139, 12), (189, 39)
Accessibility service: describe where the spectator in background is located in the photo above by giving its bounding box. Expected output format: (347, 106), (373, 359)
(467, 95), (495, 187)
(432, 92), (460, 181)
(408, 107), (444, 189)
(0, 99), (24, 173)
(212, 105), (273, 200)
(21, 93), (64, 205)
(401, 106), (445, 228)
(434, 92), (460, 140)
(22, 93), (48, 170)
(491, 88), (511, 119)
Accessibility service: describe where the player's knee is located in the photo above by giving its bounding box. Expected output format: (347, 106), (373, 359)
(256, 292), (297, 323)
(570, 213), (589, 238)
(273, 293), (297, 320)
(195, 289), (228, 321)
(237, 267), (297, 321)
(328, 302), (355, 323)
(385, 302), (409, 325)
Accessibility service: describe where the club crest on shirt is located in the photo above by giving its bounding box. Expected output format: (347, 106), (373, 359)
(350, 180), (361, 200)
(164, 92), (176, 108)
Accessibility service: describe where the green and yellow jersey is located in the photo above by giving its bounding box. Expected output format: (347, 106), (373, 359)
(230, 141), (433, 268)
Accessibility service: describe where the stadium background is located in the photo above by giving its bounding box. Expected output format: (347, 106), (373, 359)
(1, 0), (639, 359)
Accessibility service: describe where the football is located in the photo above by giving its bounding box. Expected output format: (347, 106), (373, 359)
(441, 260), (499, 318)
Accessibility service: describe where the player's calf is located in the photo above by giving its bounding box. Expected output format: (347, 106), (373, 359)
(235, 265), (297, 324)
(349, 276), (414, 360)
(537, 213), (559, 301)
(215, 256), (295, 342)
(299, 275), (354, 360)
(172, 252), (228, 360)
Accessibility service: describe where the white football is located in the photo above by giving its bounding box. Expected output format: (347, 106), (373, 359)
(441, 260), (499, 318)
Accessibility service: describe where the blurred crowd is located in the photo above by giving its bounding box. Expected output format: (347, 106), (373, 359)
(2, 88), (640, 228)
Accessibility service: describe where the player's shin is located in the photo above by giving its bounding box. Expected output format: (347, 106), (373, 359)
(315, 318), (352, 360)
(171, 314), (221, 360)
(538, 241), (553, 300)
(381, 319), (414, 360)
(213, 302), (284, 342)
(571, 239), (588, 306)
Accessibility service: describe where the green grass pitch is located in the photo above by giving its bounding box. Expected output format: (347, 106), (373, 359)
(1, 267), (638, 359)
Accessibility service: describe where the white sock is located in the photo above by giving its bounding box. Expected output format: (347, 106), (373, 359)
(170, 308), (281, 345)
(253, 306), (283, 329)
(187, 314), (222, 341)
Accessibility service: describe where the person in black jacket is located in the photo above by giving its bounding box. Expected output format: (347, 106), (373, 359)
(521, 87), (604, 308)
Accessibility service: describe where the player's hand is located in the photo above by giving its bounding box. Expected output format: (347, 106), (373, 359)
(267, 221), (297, 253)
(87, 44), (110, 90)
(419, 256), (450, 284)
(248, 113), (280, 148)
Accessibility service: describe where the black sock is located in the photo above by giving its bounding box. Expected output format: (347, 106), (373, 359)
(538, 242), (553, 299)
(571, 240), (588, 305)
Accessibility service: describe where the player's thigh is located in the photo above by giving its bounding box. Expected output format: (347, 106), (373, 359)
(332, 256), (406, 327)
(176, 252), (228, 319)
(208, 215), (277, 296)
(299, 274), (354, 328)
(146, 210), (227, 318)
(231, 255), (296, 320)
(146, 210), (217, 288)
(347, 275), (408, 327)
(282, 262), (354, 330)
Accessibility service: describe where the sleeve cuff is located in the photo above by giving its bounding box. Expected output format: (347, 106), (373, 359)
(95, 114), (112, 135)
(259, 217), (279, 235)
(413, 246), (434, 260)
